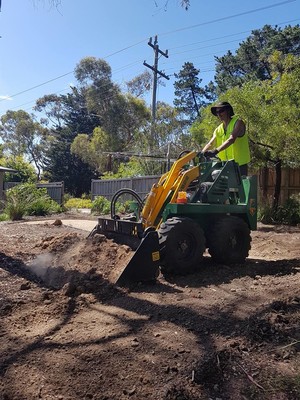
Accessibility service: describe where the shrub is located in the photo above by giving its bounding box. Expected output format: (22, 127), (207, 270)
(91, 196), (110, 215)
(27, 197), (62, 216)
(0, 213), (9, 221)
(4, 183), (62, 220)
(258, 194), (300, 225)
(275, 194), (300, 225)
(64, 198), (92, 210)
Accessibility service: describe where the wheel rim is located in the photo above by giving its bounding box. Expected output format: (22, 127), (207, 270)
(229, 233), (237, 249)
(175, 233), (197, 260)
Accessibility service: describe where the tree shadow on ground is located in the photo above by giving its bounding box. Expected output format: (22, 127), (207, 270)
(1, 249), (299, 400)
(161, 256), (300, 289)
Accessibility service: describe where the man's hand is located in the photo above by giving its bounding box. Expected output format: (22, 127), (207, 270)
(203, 149), (219, 158)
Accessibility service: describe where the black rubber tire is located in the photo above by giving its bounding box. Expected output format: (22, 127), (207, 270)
(158, 217), (206, 275)
(207, 216), (251, 264)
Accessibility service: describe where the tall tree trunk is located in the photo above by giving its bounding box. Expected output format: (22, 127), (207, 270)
(190, 86), (200, 118)
(261, 166), (268, 201)
(273, 159), (282, 210)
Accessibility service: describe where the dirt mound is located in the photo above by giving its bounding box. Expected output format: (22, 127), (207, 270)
(28, 232), (134, 297)
(0, 219), (299, 400)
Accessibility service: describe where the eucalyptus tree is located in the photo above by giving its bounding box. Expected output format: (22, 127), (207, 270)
(0, 110), (49, 180)
(35, 57), (152, 191)
(126, 71), (152, 98)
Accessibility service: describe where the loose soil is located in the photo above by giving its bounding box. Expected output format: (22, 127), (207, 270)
(0, 214), (299, 400)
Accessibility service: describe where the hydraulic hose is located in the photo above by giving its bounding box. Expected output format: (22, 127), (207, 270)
(110, 188), (144, 219)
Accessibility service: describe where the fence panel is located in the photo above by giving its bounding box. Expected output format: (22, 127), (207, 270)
(36, 182), (64, 205)
(257, 167), (300, 205)
(92, 169), (300, 206)
(91, 176), (159, 201)
(4, 182), (64, 204)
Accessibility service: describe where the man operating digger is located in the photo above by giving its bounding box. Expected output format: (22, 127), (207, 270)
(202, 101), (250, 176)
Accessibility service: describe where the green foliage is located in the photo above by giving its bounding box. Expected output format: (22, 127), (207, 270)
(4, 183), (61, 220)
(2, 155), (37, 183)
(27, 197), (62, 216)
(275, 194), (300, 225)
(90, 196), (134, 216)
(101, 158), (143, 179)
(64, 197), (92, 209)
(0, 110), (49, 179)
(36, 89), (100, 197)
(193, 53), (300, 171)
(0, 213), (9, 221)
(174, 62), (206, 121)
(190, 106), (217, 148)
(91, 196), (110, 215)
(214, 24), (300, 94)
(258, 194), (300, 225)
(71, 127), (112, 173)
(126, 71), (152, 98)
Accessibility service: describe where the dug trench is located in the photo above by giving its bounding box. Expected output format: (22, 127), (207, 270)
(0, 218), (299, 400)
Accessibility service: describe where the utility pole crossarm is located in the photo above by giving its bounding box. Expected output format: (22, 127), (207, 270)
(143, 61), (170, 81)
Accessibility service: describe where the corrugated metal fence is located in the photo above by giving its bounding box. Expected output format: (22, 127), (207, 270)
(91, 176), (159, 201)
(36, 182), (64, 205)
(4, 168), (299, 206)
(91, 168), (300, 205)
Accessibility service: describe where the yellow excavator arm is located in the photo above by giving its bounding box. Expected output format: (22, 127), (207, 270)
(140, 151), (200, 228)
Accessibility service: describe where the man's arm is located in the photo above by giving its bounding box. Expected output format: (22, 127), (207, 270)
(202, 133), (216, 152)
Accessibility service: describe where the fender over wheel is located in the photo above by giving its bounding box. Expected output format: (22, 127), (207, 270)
(158, 217), (206, 275)
(207, 216), (251, 264)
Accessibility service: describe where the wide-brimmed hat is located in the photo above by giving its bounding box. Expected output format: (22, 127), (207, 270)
(211, 101), (234, 117)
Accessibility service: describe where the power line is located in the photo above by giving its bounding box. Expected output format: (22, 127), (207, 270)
(158, 0), (297, 36)
(1, 11), (298, 110)
(168, 18), (300, 51)
(6, 35), (300, 115)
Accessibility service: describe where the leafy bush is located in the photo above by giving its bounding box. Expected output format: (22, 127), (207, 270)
(275, 194), (300, 225)
(27, 196), (62, 216)
(4, 183), (62, 220)
(64, 197), (92, 210)
(258, 198), (274, 224)
(91, 196), (110, 215)
(258, 194), (300, 225)
(0, 213), (9, 221)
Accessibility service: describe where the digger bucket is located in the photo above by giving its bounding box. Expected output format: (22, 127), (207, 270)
(116, 230), (161, 286)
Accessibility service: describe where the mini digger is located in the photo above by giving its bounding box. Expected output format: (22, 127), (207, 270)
(89, 151), (257, 285)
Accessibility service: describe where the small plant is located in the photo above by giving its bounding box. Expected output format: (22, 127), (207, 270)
(4, 183), (62, 220)
(27, 197), (62, 216)
(258, 194), (300, 225)
(275, 194), (300, 225)
(258, 197), (275, 224)
(91, 196), (110, 215)
(0, 213), (9, 221)
(64, 197), (92, 210)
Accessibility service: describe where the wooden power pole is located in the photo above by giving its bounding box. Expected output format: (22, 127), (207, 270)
(143, 36), (169, 150)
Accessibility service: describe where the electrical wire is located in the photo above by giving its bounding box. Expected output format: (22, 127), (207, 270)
(158, 0), (297, 36)
(1, 8), (299, 112)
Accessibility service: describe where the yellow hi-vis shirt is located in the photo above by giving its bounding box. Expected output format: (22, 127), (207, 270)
(214, 115), (250, 166)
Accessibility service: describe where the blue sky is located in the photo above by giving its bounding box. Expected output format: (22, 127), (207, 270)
(0, 0), (299, 117)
